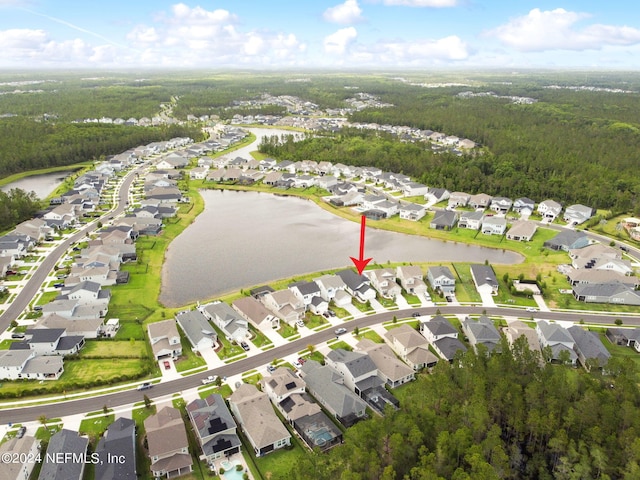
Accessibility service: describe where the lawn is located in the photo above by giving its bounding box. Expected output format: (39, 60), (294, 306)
(174, 336), (207, 373)
(249, 325), (273, 349)
(255, 441), (307, 480)
(81, 340), (147, 358)
(450, 263), (482, 303)
(305, 312), (329, 329)
(79, 413), (115, 438)
(354, 328), (385, 343)
(0, 358), (146, 397)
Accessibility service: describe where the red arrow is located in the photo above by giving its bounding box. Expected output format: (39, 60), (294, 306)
(350, 215), (372, 275)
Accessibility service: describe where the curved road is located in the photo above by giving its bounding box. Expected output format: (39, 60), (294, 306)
(2, 305), (639, 424)
(0, 167), (141, 334)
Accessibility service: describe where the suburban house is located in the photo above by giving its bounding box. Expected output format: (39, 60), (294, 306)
(536, 322), (578, 365)
(506, 220), (538, 242)
(398, 202), (427, 221)
(38, 429), (88, 480)
(513, 197), (535, 215)
(364, 268), (402, 298)
(33, 314), (100, 339)
(200, 302), (249, 343)
(402, 181), (429, 197)
(469, 193), (493, 210)
(543, 230), (590, 251)
(420, 316), (467, 362)
(186, 394), (242, 464)
(447, 192), (470, 208)
(503, 320), (542, 354)
(461, 316), (502, 354)
(289, 281), (322, 308)
(325, 348), (399, 414)
(427, 266), (456, 294)
(232, 296), (279, 329)
(490, 197), (513, 214)
(228, 383), (291, 457)
(563, 204), (594, 225)
(0, 434), (40, 480)
(260, 289), (306, 325)
(396, 266), (427, 296)
(262, 367), (343, 452)
(315, 274), (348, 302)
(537, 199), (562, 221)
(605, 328), (640, 351)
(429, 210), (458, 230)
(95, 418), (137, 480)
(175, 310), (217, 353)
(144, 407), (193, 479)
(425, 187), (450, 204)
(481, 216), (507, 235)
(0, 350), (63, 381)
(299, 359), (368, 427)
(567, 326), (611, 371)
(384, 324), (438, 370)
(11, 328), (85, 357)
(336, 270), (376, 303)
(470, 264), (499, 295)
(566, 269), (639, 288)
(572, 283), (640, 306)
(458, 211), (484, 230)
(355, 339), (415, 388)
(147, 319), (182, 360)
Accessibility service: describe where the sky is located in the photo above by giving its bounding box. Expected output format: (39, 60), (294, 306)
(1, 0), (640, 69)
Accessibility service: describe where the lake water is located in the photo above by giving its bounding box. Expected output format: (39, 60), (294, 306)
(1, 171), (72, 199)
(159, 190), (522, 307)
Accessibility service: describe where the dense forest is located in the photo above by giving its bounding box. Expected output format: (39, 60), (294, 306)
(0, 118), (202, 177)
(0, 188), (41, 232)
(289, 338), (640, 480)
(2, 69), (640, 210)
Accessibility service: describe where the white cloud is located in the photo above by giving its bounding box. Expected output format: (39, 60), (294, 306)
(168, 3), (237, 25)
(324, 27), (358, 55)
(126, 3), (306, 66)
(361, 35), (469, 63)
(0, 28), (47, 52)
(381, 0), (459, 7)
(486, 8), (640, 52)
(323, 0), (363, 24)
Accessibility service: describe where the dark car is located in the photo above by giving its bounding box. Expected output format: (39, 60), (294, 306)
(412, 312), (422, 317)
(16, 426), (26, 439)
(11, 333), (25, 339)
(240, 341), (250, 351)
(53, 283), (64, 288)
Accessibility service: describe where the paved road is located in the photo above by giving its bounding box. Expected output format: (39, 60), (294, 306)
(2, 305), (639, 424)
(0, 168), (141, 337)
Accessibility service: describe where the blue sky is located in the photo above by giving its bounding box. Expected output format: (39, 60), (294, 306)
(2, 0), (640, 69)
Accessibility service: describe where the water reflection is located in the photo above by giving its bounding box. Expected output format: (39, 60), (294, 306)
(160, 190), (522, 307)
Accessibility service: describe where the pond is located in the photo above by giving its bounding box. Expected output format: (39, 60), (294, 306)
(159, 190), (522, 307)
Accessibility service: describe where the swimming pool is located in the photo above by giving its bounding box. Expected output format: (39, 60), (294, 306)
(221, 460), (245, 480)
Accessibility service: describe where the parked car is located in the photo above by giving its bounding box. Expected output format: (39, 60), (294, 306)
(267, 365), (277, 373)
(201, 375), (218, 385)
(137, 382), (152, 391)
(334, 327), (347, 336)
(296, 319), (305, 327)
(163, 360), (171, 370)
(16, 426), (26, 439)
(240, 341), (250, 351)
(11, 333), (25, 339)
(53, 283), (64, 288)
(412, 312), (422, 317)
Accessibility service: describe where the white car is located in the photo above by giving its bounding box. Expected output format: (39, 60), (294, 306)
(526, 307), (538, 313)
(201, 375), (218, 385)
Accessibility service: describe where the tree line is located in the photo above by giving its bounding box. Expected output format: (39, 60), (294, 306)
(290, 337), (640, 480)
(0, 118), (202, 178)
(0, 188), (41, 232)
